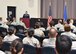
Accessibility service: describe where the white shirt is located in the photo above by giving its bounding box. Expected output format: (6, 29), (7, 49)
(11, 21), (17, 25)
(23, 36), (40, 47)
(34, 28), (44, 37)
(1, 24), (9, 29)
(69, 23), (76, 30)
(61, 31), (76, 40)
(55, 23), (64, 31)
(17, 21), (26, 29)
(3, 34), (19, 43)
(42, 38), (56, 48)
(72, 41), (76, 50)
(39, 27), (45, 31)
(0, 50), (5, 54)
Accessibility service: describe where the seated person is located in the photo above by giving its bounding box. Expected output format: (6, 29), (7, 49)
(10, 39), (23, 54)
(1, 20), (9, 29)
(42, 28), (57, 48)
(61, 24), (76, 40)
(46, 21), (55, 30)
(34, 22), (45, 37)
(23, 28), (40, 47)
(39, 22), (45, 31)
(0, 33), (5, 54)
(55, 19), (64, 31)
(11, 17), (17, 25)
(0, 17), (3, 24)
(3, 27), (19, 43)
(68, 19), (76, 32)
(56, 35), (72, 54)
(17, 19), (26, 29)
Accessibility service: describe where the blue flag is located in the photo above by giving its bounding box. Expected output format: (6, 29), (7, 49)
(63, 3), (67, 21)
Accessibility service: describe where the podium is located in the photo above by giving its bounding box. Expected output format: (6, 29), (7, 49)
(20, 18), (30, 28)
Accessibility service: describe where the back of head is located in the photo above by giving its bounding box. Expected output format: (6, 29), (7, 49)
(34, 22), (40, 28)
(8, 26), (16, 35)
(11, 38), (23, 54)
(64, 24), (71, 32)
(48, 28), (57, 38)
(69, 19), (74, 24)
(28, 28), (34, 37)
(49, 21), (54, 27)
(56, 35), (72, 54)
(58, 19), (63, 24)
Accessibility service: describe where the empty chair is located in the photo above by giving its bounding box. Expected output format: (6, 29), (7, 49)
(42, 47), (56, 54)
(23, 44), (36, 54)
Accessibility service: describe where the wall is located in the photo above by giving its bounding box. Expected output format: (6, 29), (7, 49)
(0, 0), (40, 22)
(41, 0), (76, 19)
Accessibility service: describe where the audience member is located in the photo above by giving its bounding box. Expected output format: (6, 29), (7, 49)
(3, 26), (19, 43)
(34, 22), (45, 37)
(23, 11), (30, 18)
(23, 28), (40, 47)
(6, 18), (12, 25)
(1, 20), (9, 29)
(43, 28), (57, 48)
(55, 19), (64, 31)
(46, 21), (55, 30)
(61, 24), (76, 40)
(39, 22), (45, 31)
(68, 19), (76, 32)
(0, 17), (3, 25)
(11, 17), (17, 25)
(17, 19), (26, 29)
(10, 39), (23, 54)
(56, 35), (72, 54)
(0, 33), (5, 54)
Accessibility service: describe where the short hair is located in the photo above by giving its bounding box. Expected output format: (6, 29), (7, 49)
(34, 22), (40, 28)
(11, 38), (23, 54)
(28, 28), (34, 37)
(49, 28), (57, 38)
(64, 24), (71, 32)
(49, 21), (54, 27)
(58, 19), (63, 24)
(56, 35), (72, 54)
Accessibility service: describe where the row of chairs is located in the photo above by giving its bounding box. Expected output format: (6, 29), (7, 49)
(1, 42), (76, 54)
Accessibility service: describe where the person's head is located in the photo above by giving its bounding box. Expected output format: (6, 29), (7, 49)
(69, 19), (74, 24)
(49, 21), (54, 27)
(64, 24), (71, 32)
(25, 11), (28, 14)
(8, 26), (16, 35)
(0, 17), (2, 21)
(48, 28), (57, 38)
(34, 22), (40, 28)
(58, 19), (63, 24)
(56, 35), (72, 54)
(27, 28), (34, 37)
(0, 33), (4, 46)
(40, 22), (44, 27)
(11, 39), (23, 54)
(13, 17), (16, 22)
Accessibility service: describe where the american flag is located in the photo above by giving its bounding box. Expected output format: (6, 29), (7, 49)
(47, 5), (52, 27)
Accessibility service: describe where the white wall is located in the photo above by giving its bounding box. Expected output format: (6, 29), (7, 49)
(0, 0), (40, 22)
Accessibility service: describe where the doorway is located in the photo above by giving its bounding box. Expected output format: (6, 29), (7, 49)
(7, 6), (16, 18)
